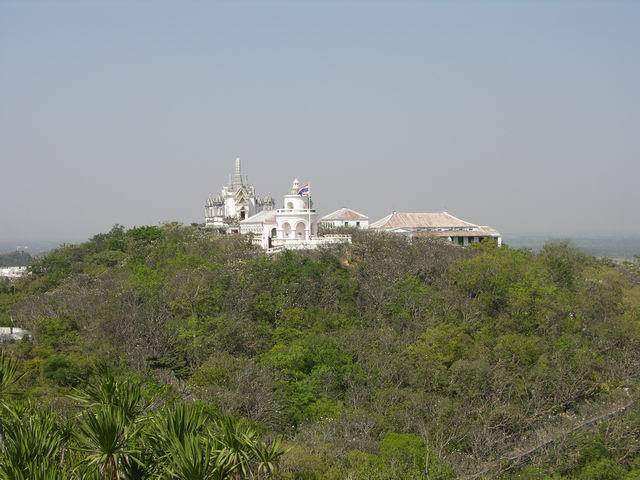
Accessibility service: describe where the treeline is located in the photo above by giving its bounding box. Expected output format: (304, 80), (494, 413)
(1, 223), (640, 479)
(0, 250), (32, 267)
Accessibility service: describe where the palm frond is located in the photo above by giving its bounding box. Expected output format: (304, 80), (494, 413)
(0, 405), (66, 479)
(0, 352), (25, 401)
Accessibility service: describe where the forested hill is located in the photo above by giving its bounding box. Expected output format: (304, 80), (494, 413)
(1, 224), (640, 479)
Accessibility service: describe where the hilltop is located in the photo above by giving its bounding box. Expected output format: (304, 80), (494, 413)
(1, 223), (639, 479)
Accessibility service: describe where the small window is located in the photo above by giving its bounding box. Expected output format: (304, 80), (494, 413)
(458, 236), (464, 245)
(344, 222), (349, 227)
(356, 221), (360, 227)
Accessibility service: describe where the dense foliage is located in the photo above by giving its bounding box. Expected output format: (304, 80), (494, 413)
(1, 223), (639, 479)
(0, 354), (283, 479)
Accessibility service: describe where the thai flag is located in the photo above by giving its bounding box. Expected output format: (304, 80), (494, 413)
(297, 184), (310, 196)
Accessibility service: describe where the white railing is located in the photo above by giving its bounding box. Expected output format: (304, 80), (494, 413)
(270, 235), (351, 250)
(275, 209), (317, 214)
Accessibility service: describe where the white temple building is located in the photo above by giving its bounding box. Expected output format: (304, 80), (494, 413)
(204, 158), (500, 250)
(240, 179), (351, 251)
(205, 158), (274, 231)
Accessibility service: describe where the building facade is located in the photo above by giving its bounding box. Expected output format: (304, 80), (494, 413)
(204, 159), (500, 250)
(320, 208), (369, 229)
(205, 158), (274, 230)
(240, 179), (351, 251)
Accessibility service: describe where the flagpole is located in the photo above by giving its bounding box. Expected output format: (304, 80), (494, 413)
(308, 182), (311, 241)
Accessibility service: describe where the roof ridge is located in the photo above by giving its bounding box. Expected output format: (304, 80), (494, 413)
(321, 207), (369, 221)
(442, 211), (478, 227)
(240, 209), (277, 223)
(369, 212), (394, 228)
(371, 211), (483, 229)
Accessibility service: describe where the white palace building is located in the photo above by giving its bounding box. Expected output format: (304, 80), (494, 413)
(239, 179), (350, 250)
(205, 159), (500, 250)
(205, 158), (274, 232)
(205, 159), (350, 250)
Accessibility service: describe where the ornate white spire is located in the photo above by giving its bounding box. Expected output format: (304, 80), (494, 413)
(232, 157), (244, 187)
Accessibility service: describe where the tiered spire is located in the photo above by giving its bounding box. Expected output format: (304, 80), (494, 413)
(232, 157), (243, 187)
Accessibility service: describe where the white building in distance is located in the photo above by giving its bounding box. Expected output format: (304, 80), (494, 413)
(0, 266), (28, 279)
(205, 158), (274, 231)
(370, 211), (501, 246)
(240, 179), (351, 251)
(204, 158), (500, 249)
(320, 208), (369, 229)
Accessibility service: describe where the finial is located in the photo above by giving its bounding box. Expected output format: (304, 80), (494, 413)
(235, 157), (241, 175)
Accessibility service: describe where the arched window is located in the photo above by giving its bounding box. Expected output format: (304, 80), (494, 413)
(286, 202), (294, 210)
(295, 222), (306, 239)
(270, 227), (277, 238)
(282, 222), (291, 238)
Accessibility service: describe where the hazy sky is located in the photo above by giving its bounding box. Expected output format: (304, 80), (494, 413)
(1, 1), (639, 242)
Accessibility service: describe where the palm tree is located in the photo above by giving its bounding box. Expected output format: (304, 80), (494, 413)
(0, 366), (285, 480)
(149, 403), (208, 446)
(214, 416), (257, 478)
(0, 405), (68, 480)
(0, 352), (26, 449)
(162, 432), (230, 480)
(148, 403), (238, 480)
(0, 352), (23, 402)
(251, 437), (286, 479)
(68, 371), (150, 423)
(74, 405), (141, 480)
(68, 371), (153, 479)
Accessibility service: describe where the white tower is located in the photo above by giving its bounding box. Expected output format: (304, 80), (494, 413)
(275, 179), (318, 242)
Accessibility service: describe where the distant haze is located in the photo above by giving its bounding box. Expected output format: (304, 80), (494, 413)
(1, 2), (639, 242)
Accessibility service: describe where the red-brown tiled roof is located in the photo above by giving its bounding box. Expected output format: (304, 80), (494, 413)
(370, 212), (477, 229)
(321, 208), (369, 221)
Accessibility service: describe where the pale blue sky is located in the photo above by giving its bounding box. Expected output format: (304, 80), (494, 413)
(1, 1), (639, 241)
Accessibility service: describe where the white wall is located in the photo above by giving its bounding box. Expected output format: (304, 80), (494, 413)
(282, 194), (307, 211)
(322, 219), (369, 229)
